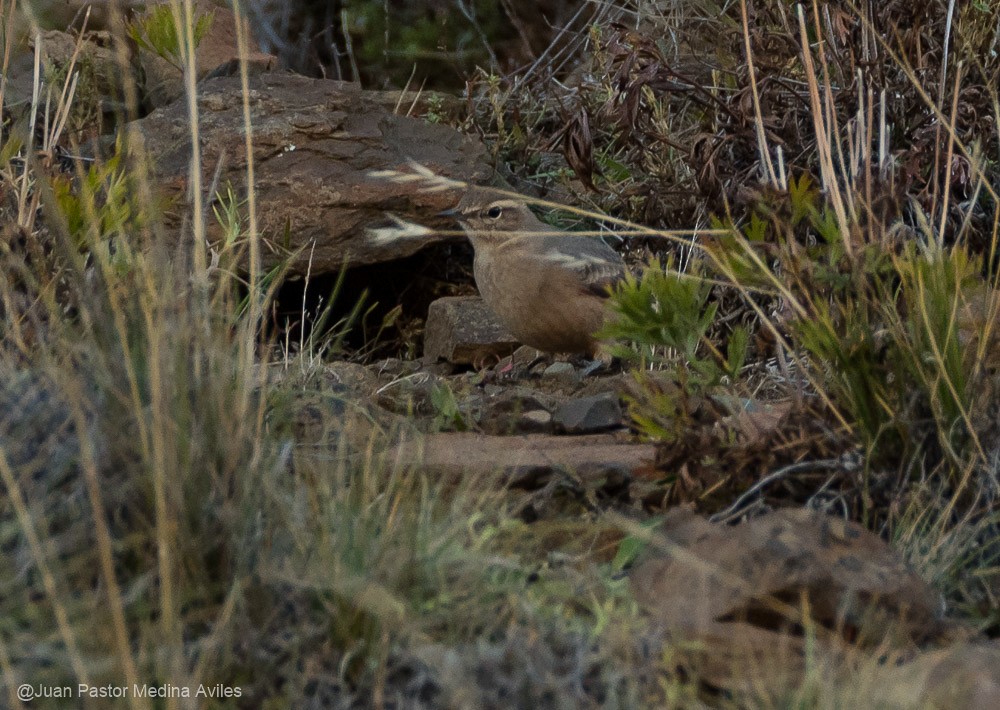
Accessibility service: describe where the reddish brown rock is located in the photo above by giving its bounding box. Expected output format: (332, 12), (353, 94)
(393, 431), (655, 489)
(632, 508), (941, 637)
(423, 296), (518, 366)
(133, 72), (490, 276)
(887, 641), (1000, 709)
(134, 0), (277, 109)
(629, 508), (948, 694)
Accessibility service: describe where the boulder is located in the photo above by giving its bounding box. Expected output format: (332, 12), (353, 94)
(27, 3), (276, 112)
(132, 0), (277, 109)
(132, 72), (491, 276)
(630, 508), (948, 694)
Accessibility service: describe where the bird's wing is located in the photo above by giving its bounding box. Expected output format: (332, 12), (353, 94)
(538, 236), (627, 298)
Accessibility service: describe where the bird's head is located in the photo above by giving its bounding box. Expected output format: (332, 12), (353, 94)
(440, 191), (540, 239)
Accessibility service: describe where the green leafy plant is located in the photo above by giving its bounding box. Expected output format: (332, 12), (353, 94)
(600, 263), (748, 441)
(602, 263), (748, 381)
(49, 149), (152, 274)
(712, 175), (993, 476)
(430, 381), (469, 431)
(127, 5), (214, 71)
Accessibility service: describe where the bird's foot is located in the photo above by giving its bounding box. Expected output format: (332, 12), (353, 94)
(573, 351), (620, 378)
(579, 358), (606, 378)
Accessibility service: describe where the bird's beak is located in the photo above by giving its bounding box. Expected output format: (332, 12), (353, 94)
(436, 207), (459, 218)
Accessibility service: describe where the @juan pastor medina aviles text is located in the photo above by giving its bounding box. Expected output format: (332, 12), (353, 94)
(18, 683), (242, 700)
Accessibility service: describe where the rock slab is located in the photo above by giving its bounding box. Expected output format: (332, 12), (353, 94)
(133, 72), (491, 275)
(630, 508), (948, 694)
(423, 296), (518, 365)
(393, 432), (655, 488)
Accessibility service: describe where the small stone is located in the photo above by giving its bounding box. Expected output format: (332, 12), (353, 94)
(542, 362), (581, 387)
(517, 410), (553, 433)
(373, 358), (421, 378)
(481, 389), (559, 435)
(553, 393), (624, 434)
(423, 296), (519, 365)
(374, 373), (442, 416)
(512, 345), (545, 366)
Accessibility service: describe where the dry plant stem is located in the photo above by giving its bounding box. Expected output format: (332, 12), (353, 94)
(929, 0), (955, 226)
(709, 456), (858, 523)
(229, 1), (271, 488)
(172, 0), (213, 700)
(936, 61), (964, 249)
(954, 149), (986, 245)
(340, 8), (360, 85)
(16, 37), (40, 228)
(812, 0), (853, 220)
(380, 164), (729, 250)
(796, 4), (852, 260)
(231, 6), (262, 341)
(739, 0), (778, 187)
(913, 269), (988, 465)
(938, 0), (957, 116)
(0, 0), (17, 148)
(878, 89), (887, 172)
(104, 1), (157, 255)
(140, 292), (183, 708)
(864, 83), (875, 239)
(169, 0), (208, 279)
(0, 446), (90, 685)
(844, 0), (999, 207)
(393, 63), (418, 114)
(44, 9), (88, 153)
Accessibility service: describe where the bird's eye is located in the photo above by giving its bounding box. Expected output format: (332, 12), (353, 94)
(485, 206), (503, 219)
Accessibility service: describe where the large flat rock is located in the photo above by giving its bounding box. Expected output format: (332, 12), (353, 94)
(392, 432), (656, 487)
(132, 72), (490, 274)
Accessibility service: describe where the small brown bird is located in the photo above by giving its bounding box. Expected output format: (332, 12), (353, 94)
(443, 190), (626, 356)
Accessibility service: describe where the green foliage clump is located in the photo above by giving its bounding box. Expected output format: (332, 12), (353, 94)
(711, 174), (997, 481)
(127, 5), (214, 70)
(344, 1), (507, 89)
(600, 263), (747, 442)
(51, 152), (131, 242)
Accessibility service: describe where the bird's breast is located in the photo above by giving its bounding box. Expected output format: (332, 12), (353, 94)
(472, 249), (608, 355)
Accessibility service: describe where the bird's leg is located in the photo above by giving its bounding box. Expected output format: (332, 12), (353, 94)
(576, 345), (619, 378)
(472, 352), (505, 384)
